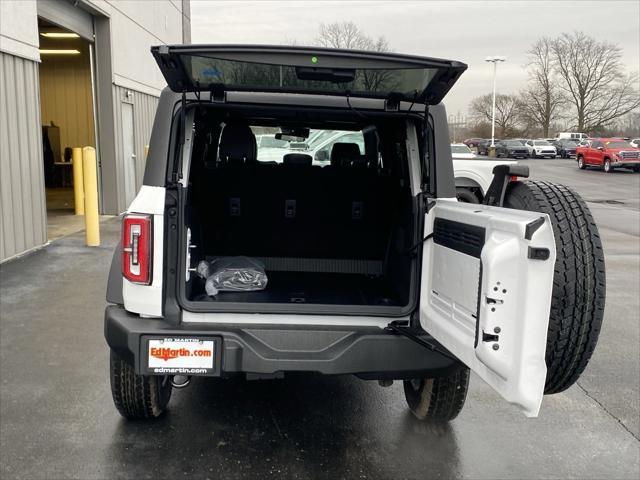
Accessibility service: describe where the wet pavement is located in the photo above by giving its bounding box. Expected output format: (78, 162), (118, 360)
(1, 159), (638, 479)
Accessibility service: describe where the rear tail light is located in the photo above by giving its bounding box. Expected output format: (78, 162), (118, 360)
(122, 214), (152, 285)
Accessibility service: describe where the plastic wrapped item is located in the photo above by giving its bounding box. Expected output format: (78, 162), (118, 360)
(196, 260), (211, 279)
(201, 256), (268, 296)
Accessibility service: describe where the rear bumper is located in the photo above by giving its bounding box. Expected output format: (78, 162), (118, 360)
(105, 305), (462, 380)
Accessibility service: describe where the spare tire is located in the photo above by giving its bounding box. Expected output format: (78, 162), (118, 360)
(504, 180), (606, 394)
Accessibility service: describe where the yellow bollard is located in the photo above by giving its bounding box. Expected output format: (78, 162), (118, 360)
(144, 144), (149, 159)
(71, 147), (84, 215)
(82, 146), (100, 246)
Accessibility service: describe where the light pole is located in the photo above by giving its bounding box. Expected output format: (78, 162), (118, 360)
(485, 56), (506, 149)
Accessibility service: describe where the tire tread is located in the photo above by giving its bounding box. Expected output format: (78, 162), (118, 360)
(505, 180), (605, 394)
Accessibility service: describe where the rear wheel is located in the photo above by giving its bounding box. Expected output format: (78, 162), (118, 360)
(633, 166), (640, 173)
(603, 159), (612, 173)
(577, 156), (586, 169)
(504, 181), (605, 394)
(110, 350), (173, 419)
(403, 368), (470, 421)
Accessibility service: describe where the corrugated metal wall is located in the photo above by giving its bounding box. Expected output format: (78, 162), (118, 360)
(112, 85), (159, 209)
(0, 52), (48, 262)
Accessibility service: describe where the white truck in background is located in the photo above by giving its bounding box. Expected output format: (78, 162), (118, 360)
(451, 144), (516, 203)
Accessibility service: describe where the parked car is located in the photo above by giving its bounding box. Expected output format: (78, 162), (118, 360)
(296, 130), (364, 165)
(255, 134), (291, 162)
(477, 138), (500, 155)
(555, 132), (588, 141)
(630, 138), (640, 148)
(525, 139), (557, 158)
(576, 138), (640, 172)
(451, 143), (477, 159)
(462, 138), (484, 148)
(555, 138), (580, 159)
(105, 44), (605, 424)
(495, 140), (529, 159)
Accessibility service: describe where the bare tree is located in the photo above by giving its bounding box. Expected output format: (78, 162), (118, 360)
(312, 21), (394, 92)
(550, 31), (640, 132)
(315, 21), (390, 52)
(520, 38), (566, 137)
(470, 93), (523, 138)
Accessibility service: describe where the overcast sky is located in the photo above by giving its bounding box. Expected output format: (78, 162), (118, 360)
(191, 0), (640, 116)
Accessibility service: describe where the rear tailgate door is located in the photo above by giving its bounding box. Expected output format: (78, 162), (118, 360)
(151, 44), (467, 105)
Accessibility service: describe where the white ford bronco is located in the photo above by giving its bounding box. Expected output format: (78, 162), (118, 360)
(105, 45), (605, 421)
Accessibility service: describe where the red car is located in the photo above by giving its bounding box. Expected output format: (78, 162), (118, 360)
(576, 138), (640, 173)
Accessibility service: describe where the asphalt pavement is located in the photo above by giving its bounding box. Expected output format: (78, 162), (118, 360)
(1, 158), (638, 479)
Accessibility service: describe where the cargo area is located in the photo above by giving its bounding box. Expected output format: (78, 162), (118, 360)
(181, 109), (420, 314)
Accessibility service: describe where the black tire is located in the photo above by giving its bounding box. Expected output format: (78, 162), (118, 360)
(603, 159), (612, 173)
(504, 181), (605, 394)
(633, 166), (640, 173)
(577, 155), (586, 169)
(403, 368), (470, 421)
(456, 187), (480, 204)
(110, 350), (173, 419)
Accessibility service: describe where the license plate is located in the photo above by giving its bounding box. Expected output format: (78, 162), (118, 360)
(146, 337), (216, 375)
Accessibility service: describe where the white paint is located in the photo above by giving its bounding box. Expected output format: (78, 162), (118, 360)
(123, 186), (166, 317)
(86, 0), (184, 95)
(421, 199), (556, 417)
(453, 159), (516, 195)
(0, 1), (39, 61)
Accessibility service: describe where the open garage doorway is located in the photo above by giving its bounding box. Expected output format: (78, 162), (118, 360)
(38, 18), (98, 241)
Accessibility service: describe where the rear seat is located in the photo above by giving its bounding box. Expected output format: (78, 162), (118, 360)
(194, 132), (397, 263)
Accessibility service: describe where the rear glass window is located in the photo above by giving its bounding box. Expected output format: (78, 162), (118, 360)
(604, 141), (631, 148)
(254, 128), (364, 165)
(182, 55), (438, 98)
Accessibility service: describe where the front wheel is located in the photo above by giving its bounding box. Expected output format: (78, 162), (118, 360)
(603, 159), (612, 173)
(110, 350), (173, 419)
(456, 187), (480, 204)
(577, 156), (586, 169)
(504, 181), (605, 394)
(403, 368), (470, 421)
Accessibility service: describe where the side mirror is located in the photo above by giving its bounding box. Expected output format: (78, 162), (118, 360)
(315, 150), (329, 162)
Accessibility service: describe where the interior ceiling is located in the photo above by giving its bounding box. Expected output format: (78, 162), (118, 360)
(37, 18), (89, 53)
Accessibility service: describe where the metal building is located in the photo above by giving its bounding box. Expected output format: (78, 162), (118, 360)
(0, 0), (190, 261)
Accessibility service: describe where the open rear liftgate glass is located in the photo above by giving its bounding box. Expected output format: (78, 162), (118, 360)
(150, 44), (467, 105)
(150, 44), (557, 417)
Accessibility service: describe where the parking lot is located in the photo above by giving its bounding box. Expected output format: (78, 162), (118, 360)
(0, 158), (638, 480)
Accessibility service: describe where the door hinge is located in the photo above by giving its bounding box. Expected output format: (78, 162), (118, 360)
(384, 321), (457, 361)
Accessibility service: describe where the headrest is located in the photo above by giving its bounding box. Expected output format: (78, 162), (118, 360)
(283, 153), (313, 166)
(330, 142), (361, 167)
(218, 123), (257, 163)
